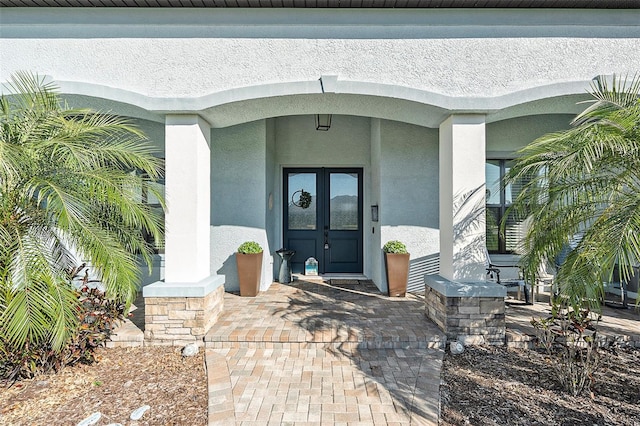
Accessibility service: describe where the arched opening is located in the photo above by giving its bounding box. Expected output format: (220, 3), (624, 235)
(56, 79), (591, 292)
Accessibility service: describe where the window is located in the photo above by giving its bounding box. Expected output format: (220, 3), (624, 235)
(135, 161), (165, 254)
(141, 177), (165, 253)
(486, 159), (527, 254)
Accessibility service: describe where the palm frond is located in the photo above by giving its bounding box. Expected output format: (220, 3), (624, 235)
(0, 72), (165, 353)
(506, 73), (640, 309)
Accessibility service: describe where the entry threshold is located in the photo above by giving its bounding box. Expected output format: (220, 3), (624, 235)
(292, 273), (369, 281)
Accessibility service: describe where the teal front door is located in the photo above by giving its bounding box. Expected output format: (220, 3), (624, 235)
(283, 168), (363, 275)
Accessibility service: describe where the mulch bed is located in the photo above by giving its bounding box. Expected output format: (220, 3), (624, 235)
(3, 342), (639, 426)
(0, 346), (207, 426)
(440, 345), (640, 426)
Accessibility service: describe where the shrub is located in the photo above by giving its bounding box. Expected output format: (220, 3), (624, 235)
(65, 284), (127, 365)
(0, 279), (126, 383)
(531, 305), (601, 396)
(383, 240), (408, 254)
(238, 241), (263, 254)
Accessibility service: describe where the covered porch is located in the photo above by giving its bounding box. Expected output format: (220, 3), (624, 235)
(205, 278), (445, 350)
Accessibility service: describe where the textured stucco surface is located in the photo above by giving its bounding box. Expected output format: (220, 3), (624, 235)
(439, 115), (487, 282)
(6, 37), (637, 99)
(3, 7), (639, 100)
(164, 114), (211, 283)
(210, 120), (272, 291)
(369, 119), (383, 286)
(2, 9), (639, 129)
(379, 120), (440, 292)
(486, 114), (574, 155)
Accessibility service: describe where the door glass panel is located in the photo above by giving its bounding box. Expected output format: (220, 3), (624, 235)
(288, 173), (316, 230)
(330, 173), (358, 230)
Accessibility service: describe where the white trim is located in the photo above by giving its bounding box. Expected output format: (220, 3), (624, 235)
(24, 78), (596, 120)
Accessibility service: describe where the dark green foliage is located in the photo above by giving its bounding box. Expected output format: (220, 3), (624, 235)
(0, 275), (126, 382)
(295, 190), (312, 209)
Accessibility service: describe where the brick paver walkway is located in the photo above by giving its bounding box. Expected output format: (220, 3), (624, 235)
(205, 279), (446, 425)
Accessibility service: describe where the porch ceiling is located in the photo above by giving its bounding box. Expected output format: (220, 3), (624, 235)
(2, 0), (637, 7)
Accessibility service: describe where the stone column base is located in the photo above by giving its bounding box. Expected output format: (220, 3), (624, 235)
(425, 275), (506, 346)
(143, 275), (225, 346)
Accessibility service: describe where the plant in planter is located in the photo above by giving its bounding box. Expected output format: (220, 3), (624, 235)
(383, 240), (410, 297)
(236, 241), (263, 297)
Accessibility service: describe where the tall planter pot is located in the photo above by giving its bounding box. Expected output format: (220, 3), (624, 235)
(236, 252), (262, 297)
(385, 253), (410, 297)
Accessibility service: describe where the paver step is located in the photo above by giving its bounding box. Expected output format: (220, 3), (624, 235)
(206, 339), (445, 350)
(106, 318), (144, 348)
(204, 281), (447, 353)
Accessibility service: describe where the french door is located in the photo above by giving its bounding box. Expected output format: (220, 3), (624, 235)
(283, 168), (363, 275)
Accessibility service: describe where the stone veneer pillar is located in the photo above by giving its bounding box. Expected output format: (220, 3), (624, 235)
(143, 276), (225, 346)
(142, 114), (224, 346)
(425, 275), (507, 346)
(430, 114), (507, 345)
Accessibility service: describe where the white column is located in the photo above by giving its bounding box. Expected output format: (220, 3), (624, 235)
(164, 115), (211, 283)
(439, 114), (486, 282)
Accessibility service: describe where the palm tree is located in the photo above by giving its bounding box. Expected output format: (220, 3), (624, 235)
(506, 75), (640, 312)
(0, 72), (164, 355)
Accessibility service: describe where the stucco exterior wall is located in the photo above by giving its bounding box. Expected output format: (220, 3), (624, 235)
(265, 118), (277, 278)
(3, 9), (639, 134)
(379, 120), (439, 293)
(275, 115), (371, 167)
(369, 119), (383, 285)
(486, 114), (575, 155)
(210, 120), (272, 292)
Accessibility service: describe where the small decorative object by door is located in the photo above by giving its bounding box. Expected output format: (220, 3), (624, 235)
(305, 257), (318, 275)
(276, 248), (296, 283)
(383, 240), (410, 297)
(236, 241), (263, 297)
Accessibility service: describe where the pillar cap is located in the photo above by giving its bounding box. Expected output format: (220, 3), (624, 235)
(143, 275), (225, 298)
(425, 274), (506, 298)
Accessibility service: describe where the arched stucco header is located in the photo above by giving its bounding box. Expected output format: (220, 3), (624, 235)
(43, 77), (593, 128)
